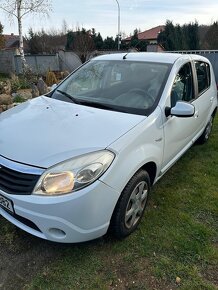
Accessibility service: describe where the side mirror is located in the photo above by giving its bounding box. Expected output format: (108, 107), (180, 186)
(165, 101), (195, 117)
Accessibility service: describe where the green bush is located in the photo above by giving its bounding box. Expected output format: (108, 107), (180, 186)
(11, 76), (31, 93)
(13, 95), (25, 103)
(0, 73), (9, 81)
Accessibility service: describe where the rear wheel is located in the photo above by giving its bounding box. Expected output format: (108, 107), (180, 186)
(197, 116), (213, 144)
(110, 170), (150, 239)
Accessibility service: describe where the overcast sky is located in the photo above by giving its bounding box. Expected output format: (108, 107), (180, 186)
(0, 0), (218, 38)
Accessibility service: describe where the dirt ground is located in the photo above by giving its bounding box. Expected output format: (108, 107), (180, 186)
(0, 220), (60, 290)
(0, 219), (174, 290)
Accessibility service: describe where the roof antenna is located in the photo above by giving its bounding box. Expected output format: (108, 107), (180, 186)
(123, 53), (128, 60)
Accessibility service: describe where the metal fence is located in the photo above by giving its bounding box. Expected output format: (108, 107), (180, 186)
(0, 51), (82, 75)
(171, 50), (218, 83)
(14, 54), (59, 74)
(1, 49), (218, 82)
(0, 50), (15, 74)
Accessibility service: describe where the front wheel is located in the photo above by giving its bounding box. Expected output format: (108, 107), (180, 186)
(110, 170), (150, 239)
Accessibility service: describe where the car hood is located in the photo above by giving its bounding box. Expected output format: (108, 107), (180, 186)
(0, 96), (145, 168)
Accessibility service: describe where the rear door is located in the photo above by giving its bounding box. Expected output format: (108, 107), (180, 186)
(192, 60), (213, 131)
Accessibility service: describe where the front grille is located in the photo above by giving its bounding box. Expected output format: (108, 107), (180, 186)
(0, 165), (40, 195)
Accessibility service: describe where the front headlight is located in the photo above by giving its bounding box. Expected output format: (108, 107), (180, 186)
(33, 150), (115, 196)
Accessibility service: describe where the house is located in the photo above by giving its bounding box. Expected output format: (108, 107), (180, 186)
(3, 33), (19, 50)
(146, 43), (165, 52)
(123, 25), (165, 45)
(2, 33), (28, 54)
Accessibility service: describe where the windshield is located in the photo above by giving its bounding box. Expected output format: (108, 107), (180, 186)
(52, 60), (171, 115)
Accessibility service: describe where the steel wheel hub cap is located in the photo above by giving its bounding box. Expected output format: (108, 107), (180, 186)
(125, 181), (148, 229)
(205, 118), (212, 140)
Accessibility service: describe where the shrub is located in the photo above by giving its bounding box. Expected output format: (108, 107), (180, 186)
(0, 73), (9, 81)
(13, 95), (26, 103)
(11, 76), (31, 93)
(46, 71), (58, 86)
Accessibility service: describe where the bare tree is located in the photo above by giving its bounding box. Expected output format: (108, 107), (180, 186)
(67, 29), (95, 63)
(28, 28), (67, 54)
(0, 0), (52, 71)
(0, 21), (4, 49)
(72, 33), (95, 63)
(62, 19), (68, 35)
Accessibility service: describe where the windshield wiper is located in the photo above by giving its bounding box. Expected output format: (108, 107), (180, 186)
(56, 92), (124, 112)
(57, 90), (81, 104)
(78, 100), (117, 111)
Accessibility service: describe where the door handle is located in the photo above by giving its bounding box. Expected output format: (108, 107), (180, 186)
(155, 137), (163, 142)
(210, 97), (214, 102)
(194, 110), (199, 118)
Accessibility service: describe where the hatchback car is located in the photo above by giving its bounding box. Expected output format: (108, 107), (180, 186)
(0, 53), (217, 243)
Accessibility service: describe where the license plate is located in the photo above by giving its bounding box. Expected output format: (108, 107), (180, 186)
(0, 194), (14, 214)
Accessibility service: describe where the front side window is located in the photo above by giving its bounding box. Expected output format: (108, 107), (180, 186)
(52, 60), (171, 115)
(195, 61), (210, 95)
(171, 62), (194, 107)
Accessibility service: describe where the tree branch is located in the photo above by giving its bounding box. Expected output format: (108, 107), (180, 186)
(0, 5), (17, 18)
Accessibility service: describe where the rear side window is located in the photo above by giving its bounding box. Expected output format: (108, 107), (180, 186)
(195, 61), (210, 95)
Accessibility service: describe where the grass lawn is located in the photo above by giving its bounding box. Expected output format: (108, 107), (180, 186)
(0, 115), (217, 290)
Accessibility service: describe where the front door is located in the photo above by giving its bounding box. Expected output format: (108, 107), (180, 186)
(161, 61), (199, 173)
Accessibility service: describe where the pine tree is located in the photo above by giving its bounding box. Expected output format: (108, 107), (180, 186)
(203, 22), (218, 49)
(102, 37), (116, 49)
(129, 29), (139, 48)
(91, 31), (104, 50)
(158, 20), (177, 51)
(158, 20), (200, 51)
(183, 22), (199, 50)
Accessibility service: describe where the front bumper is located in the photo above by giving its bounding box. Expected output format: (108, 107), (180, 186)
(0, 180), (119, 243)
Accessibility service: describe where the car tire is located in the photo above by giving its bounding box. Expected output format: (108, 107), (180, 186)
(110, 170), (150, 239)
(197, 115), (213, 144)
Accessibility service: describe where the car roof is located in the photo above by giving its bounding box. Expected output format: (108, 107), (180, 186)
(93, 52), (184, 64)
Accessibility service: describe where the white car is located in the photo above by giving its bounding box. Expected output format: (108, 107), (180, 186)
(0, 53), (217, 243)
